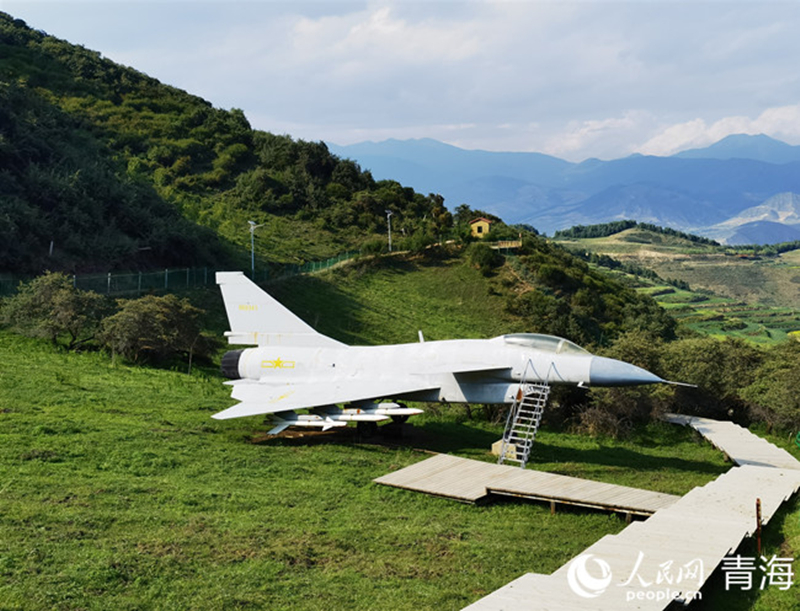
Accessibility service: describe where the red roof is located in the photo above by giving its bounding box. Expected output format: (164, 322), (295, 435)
(469, 217), (493, 224)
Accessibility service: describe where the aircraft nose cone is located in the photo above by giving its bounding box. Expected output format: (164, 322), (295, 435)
(589, 356), (663, 386)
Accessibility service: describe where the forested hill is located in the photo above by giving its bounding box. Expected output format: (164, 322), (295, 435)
(0, 13), (450, 273)
(553, 221), (720, 245)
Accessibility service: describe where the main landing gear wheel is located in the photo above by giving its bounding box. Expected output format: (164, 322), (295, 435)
(356, 421), (379, 438)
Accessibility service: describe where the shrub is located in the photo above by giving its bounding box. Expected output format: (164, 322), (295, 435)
(466, 242), (501, 276)
(99, 294), (212, 365)
(740, 341), (800, 431)
(660, 337), (763, 421)
(0, 272), (107, 349)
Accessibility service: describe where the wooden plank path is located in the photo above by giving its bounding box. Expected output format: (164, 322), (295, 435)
(374, 453), (679, 515)
(461, 417), (800, 610)
(664, 413), (800, 470)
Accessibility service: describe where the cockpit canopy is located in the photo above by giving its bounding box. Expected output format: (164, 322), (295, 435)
(502, 333), (590, 355)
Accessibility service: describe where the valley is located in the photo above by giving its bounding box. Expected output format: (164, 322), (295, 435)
(554, 227), (800, 345)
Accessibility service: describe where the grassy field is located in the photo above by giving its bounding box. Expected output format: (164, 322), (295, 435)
(267, 252), (524, 346)
(2, 254), (799, 610)
(556, 228), (800, 307)
(2, 295), (799, 609)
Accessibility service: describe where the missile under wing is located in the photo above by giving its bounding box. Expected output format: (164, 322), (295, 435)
(213, 272), (669, 431)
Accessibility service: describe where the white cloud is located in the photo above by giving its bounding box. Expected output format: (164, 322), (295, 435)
(6, 1), (800, 160)
(541, 112), (649, 159)
(636, 105), (800, 156)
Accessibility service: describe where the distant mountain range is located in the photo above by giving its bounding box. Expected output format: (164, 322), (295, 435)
(328, 134), (800, 244)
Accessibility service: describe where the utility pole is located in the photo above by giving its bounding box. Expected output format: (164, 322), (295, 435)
(385, 209), (393, 252)
(248, 221), (264, 279)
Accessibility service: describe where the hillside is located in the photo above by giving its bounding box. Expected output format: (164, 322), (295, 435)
(553, 225), (800, 344)
(0, 78), (232, 272)
(2, 259), (799, 610)
(0, 11), (686, 351)
(266, 245), (675, 349)
(555, 226), (800, 307)
(0, 13), (450, 274)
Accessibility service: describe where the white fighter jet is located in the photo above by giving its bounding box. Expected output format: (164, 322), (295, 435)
(213, 271), (669, 433)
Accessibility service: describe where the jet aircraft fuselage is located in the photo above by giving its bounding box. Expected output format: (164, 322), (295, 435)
(213, 272), (667, 428)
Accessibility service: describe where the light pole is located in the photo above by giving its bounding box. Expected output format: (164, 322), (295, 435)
(248, 220), (264, 279)
(385, 209), (393, 252)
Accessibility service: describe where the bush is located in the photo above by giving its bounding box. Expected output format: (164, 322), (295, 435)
(465, 242), (501, 276)
(0, 272), (107, 349)
(360, 239), (385, 255)
(99, 294), (213, 365)
(660, 337), (763, 421)
(576, 403), (630, 438)
(740, 341), (800, 431)
(580, 387), (665, 438)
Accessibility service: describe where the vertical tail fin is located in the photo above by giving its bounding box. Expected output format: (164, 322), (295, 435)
(216, 272), (343, 347)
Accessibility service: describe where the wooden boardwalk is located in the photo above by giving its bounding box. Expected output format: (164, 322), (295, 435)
(374, 453), (679, 515)
(664, 413), (800, 469)
(461, 417), (800, 610)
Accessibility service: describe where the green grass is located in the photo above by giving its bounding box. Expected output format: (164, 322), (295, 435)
(0, 332), (623, 610)
(268, 253), (521, 346)
(589, 271), (797, 346)
(555, 229), (718, 256)
(3, 251), (800, 610)
(2, 330), (798, 610)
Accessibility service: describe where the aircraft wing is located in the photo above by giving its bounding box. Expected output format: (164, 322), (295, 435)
(412, 363), (511, 376)
(212, 377), (439, 420)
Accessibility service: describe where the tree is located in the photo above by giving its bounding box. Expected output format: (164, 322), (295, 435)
(740, 341), (800, 431)
(98, 294), (211, 365)
(660, 337), (763, 420)
(0, 272), (107, 349)
(466, 242), (501, 276)
(505, 290), (572, 339)
(579, 330), (671, 437)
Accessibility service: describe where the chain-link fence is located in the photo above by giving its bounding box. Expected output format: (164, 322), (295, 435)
(271, 251), (359, 281)
(73, 267), (217, 296)
(0, 251), (361, 298)
(0, 274), (17, 297)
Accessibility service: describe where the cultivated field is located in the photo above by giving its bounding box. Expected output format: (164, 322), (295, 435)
(556, 229), (800, 345)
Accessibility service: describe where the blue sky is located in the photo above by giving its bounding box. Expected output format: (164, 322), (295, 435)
(4, 0), (800, 161)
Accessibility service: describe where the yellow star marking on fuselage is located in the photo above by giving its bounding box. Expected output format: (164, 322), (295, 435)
(261, 358), (296, 370)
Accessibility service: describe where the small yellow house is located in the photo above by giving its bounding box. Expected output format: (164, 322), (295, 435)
(469, 217), (492, 238)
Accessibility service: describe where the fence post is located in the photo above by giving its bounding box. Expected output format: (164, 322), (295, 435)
(107, 272), (111, 295)
(165, 269), (169, 290)
(137, 271), (142, 296)
(186, 268), (190, 288)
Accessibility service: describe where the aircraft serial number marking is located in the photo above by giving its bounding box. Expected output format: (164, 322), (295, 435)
(238, 304), (258, 311)
(261, 358), (296, 370)
(269, 390), (295, 404)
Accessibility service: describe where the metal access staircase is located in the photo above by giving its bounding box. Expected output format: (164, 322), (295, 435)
(497, 377), (550, 469)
